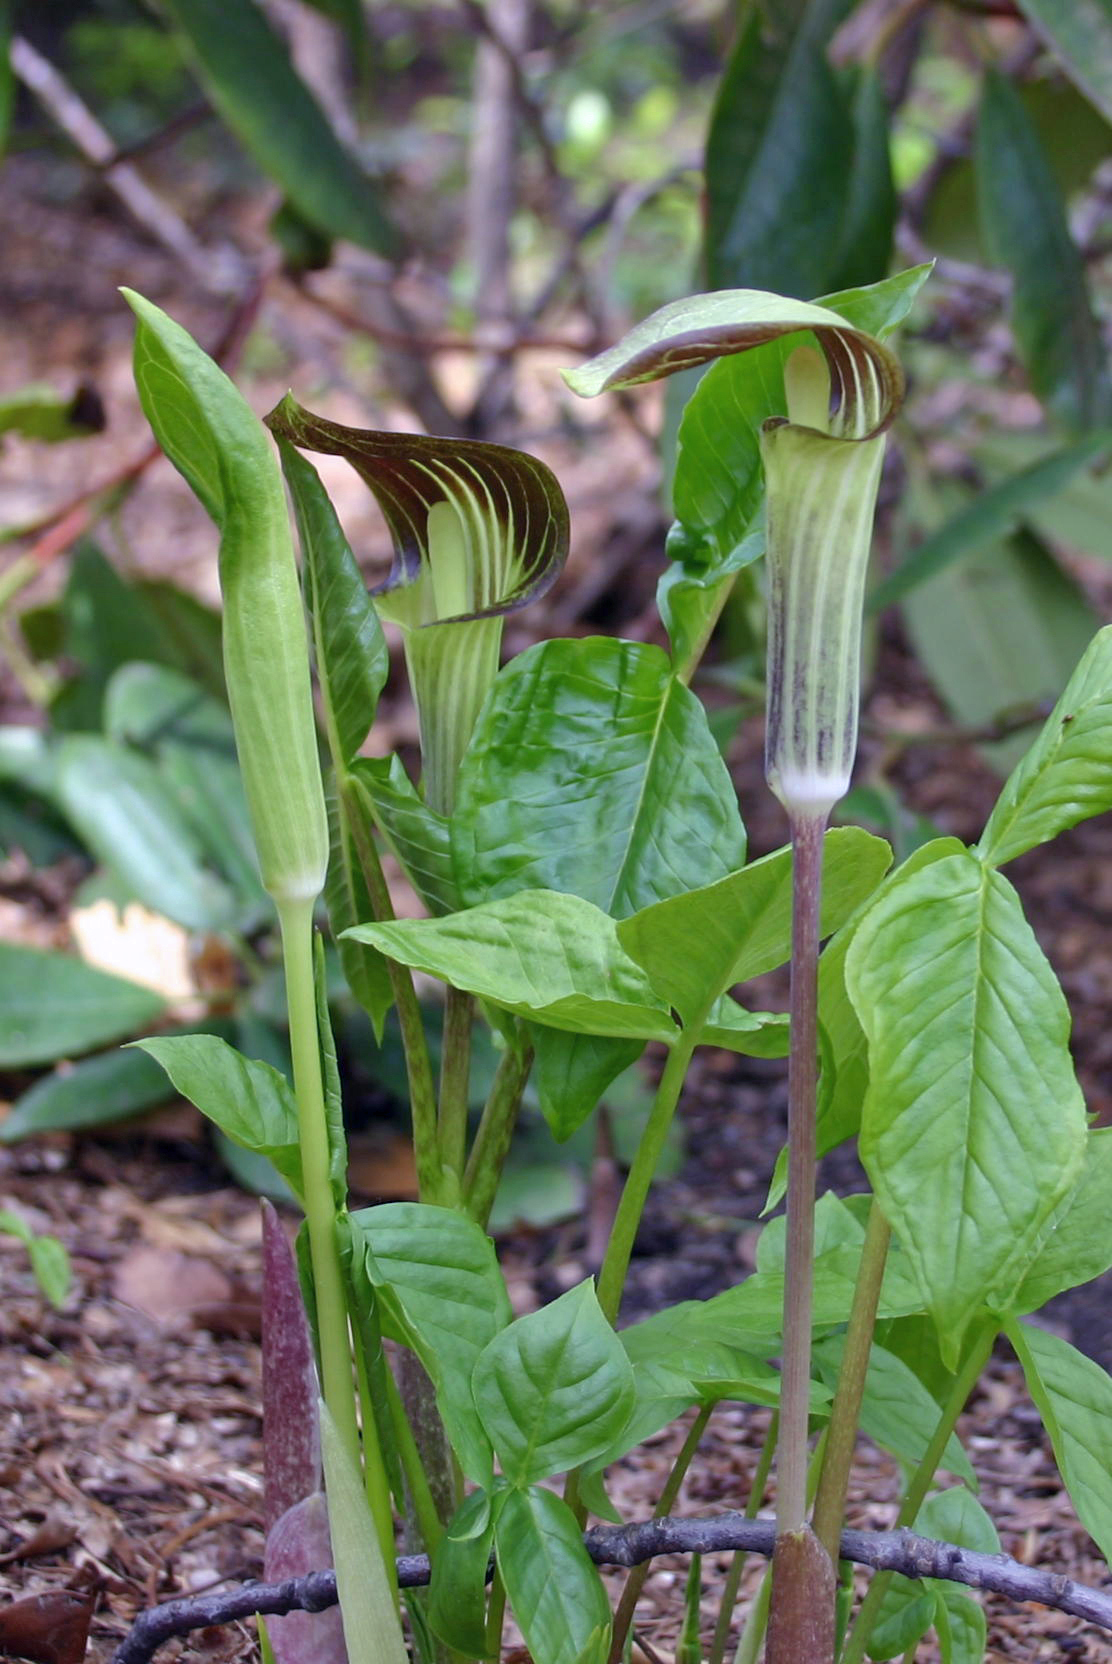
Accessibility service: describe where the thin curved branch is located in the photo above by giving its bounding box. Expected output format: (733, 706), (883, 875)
(109, 1510), (1112, 1664)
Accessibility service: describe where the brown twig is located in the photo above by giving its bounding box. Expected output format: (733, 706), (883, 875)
(109, 1511), (1112, 1664)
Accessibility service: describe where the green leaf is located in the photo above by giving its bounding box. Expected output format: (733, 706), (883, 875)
(0, 382), (104, 444)
(162, 0), (394, 254)
(933, 1585), (985, 1664)
(704, 0), (856, 296)
(1011, 1129), (1112, 1314)
(349, 1202), (511, 1485)
(54, 734), (237, 932)
(278, 442), (388, 769)
(346, 890), (677, 1043)
(866, 1581), (936, 1662)
(1015, 0), (1112, 127)
(869, 433), (1112, 612)
(324, 784), (394, 1040)
(133, 1034), (303, 1198)
(349, 756), (458, 916)
(812, 1336), (975, 1485)
(429, 1489), (498, 1658)
(318, 1402), (409, 1664)
(826, 65), (896, 292)
(901, 523), (1100, 774)
(530, 1029), (644, 1142)
(978, 625), (1112, 865)
(0, 942), (165, 1068)
(918, 1485), (998, 1554)
(494, 1486), (610, 1664)
(1005, 1318), (1112, 1563)
(472, 1280), (635, 1485)
(846, 851), (1087, 1365)
(699, 998), (790, 1058)
(617, 827), (892, 1028)
(0, 1024), (232, 1142)
(0, 1210), (70, 1308)
(976, 69), (1110, 431)
(453, 637), (746, 916)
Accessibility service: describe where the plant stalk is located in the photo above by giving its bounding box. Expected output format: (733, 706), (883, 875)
(839, 1320), (997, 1664)
(609, 1405), (714, 1662)
(277, 895), (361, 1470)
(463, 1036), (535, 1227)
(595, 1031), (700, 1325)
(707, 1414), (778, 1664)
(343, 780), (442, 1202)
(775, 807), (827, 1536)
(438, 985), (475, 1184)
(811, 1202), (892, 1559)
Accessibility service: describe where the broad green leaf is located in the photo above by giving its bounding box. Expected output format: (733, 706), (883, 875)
(976, 70), (1110, 431)
(847, 851), (1087, 1365)
(126, 293), (328, 906)
(0, 942), (165, 1068)
(472, 1280), (635, 1485)
(870, 433), (1112, 612)
(494, 1486), (610, 1664)
(318, 1402), (409, 1664)
(978, 625), (1112, 865)
(55, 735), (237, 932)
(700, 998), (790, 1058)
(530, 1029), (644, 1142)
(0, 1210), (70, 1308)
(453, 637), (746, 916)
(277, 442), (388, 769)
(349, 756), (458, 916)
(134, 1034), (303, 1198)
(429, 1488), (498, 1658)
(1005, 1319), (1112, 1564)
(348, 1203), (511, 1484)
(1015, 0), (1112, 127)
(827, 66), (896, 291)
(0, 1024), (232, 1142)
(933, 1586), (985, 1664)
(867, 1581), (936, 1662)
(162, 0), (394, 253)
(346, 890), (677, 1044)
(324, 784), (393, 1039)
(812, 1336), (975, 1485)
(617, 827), (891, 1028)
(1011, 1129), (1112, 1314)
(704, 0), (856, 296)
(814, 837), (966, 1172)
(918, 1485), (999, 1555)
(901, 523), (1100, 773)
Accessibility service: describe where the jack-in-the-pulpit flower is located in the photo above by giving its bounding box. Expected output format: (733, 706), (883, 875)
(266, 398), (570, 815)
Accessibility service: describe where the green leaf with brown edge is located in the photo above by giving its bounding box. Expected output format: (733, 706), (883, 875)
(0, 941), (166, 1069)
(704, 0), (856, 296)
(976, 69), (1111, 432)
(978, 624), (1112, 866)
(1015, 0), (1112, 127)
(162, 0), (394, 254)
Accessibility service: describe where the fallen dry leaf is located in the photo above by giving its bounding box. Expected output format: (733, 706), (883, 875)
(68, 900), (197, 1003)
(112, 1246), (232, 1326)
(0, 1588), (94, 1664)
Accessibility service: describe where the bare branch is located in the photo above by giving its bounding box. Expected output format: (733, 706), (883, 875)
(110, 1509), (1112, 1664)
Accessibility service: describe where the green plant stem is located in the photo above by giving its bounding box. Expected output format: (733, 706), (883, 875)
(463, 1036), (535, 1226)
(438, 985), (474, 1185)
(609, 1405), (714, 1662)
(596, 1031), (700, 1324)
(344, 781), (441, 1201)
(776, 807), (828, 1536)
(811, 1202), (892, 1559)
(485, 1568), (507, 1660)
(382, 1358), (444, 1553)
(839, 1320), (997, 1664)
(707, 1415), (778, 1664)
(277, 895), (361, 1472)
